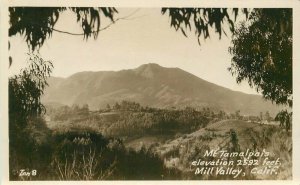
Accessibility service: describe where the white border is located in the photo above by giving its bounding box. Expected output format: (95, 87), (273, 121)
(1, 1), (300, 185)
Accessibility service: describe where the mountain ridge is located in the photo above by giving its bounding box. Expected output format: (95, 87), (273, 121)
(42, 63), (281, 116)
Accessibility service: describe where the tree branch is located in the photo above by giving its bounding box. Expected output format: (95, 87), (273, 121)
(51, 9), (141, 36)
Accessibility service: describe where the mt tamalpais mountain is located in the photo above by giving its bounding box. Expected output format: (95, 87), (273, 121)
(42, 63), (281, 116)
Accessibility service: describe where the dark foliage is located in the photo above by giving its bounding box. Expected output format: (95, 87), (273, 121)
(12, 129), (167, 180)
(9, 54), (53, 180)
(9, 7), (66, 51)
(10, 116), (53, 180)
(9, 54), (53, 120)
(275, 110), (292, 131)
(161, 8), (249, 43)
(10, 120), (168, 180)
(229, 9), (292, 107)
(9, 7), (118, 51)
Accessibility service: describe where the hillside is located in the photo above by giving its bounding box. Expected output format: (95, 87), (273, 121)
(157, 120), (292, 180)
(45, 103), (292, 180)
(157, 120), (270, 156)
(42, 63), (281, 116)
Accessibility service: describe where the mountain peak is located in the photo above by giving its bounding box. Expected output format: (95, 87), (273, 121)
(134, 63), (164, 78)
(135, 63), (162, 70)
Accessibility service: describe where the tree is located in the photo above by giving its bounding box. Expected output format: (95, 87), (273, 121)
(9, 53), (53, 127)
(113, 102), (121, 110)
(161, 8), (249, 44)
(9, 53), (53, 174)
(228, 9), (292, 107)
(162, 8), (292, 107)
(235, 110), (241, 120)
(275, 110), (292, 131)
(9, 7), (118, 51)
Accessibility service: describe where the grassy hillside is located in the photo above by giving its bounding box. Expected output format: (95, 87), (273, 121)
(158, 120), (292, 180)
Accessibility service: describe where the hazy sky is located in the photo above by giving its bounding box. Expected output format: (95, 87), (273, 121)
(9, 8), (258, 95)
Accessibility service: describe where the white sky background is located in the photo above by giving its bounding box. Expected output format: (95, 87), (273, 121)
(9, 8), (258, 95)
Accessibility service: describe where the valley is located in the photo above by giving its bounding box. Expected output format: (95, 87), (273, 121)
(44, 101), (291, 180)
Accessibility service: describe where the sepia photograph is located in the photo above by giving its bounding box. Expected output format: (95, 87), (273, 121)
(6, 6), (293, 181)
